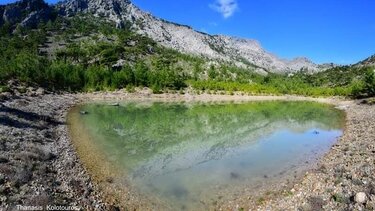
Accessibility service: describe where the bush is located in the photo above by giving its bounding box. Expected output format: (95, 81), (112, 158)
(125, 84), (135, 93)
(84, 66), (112, 91)
(112, 65), (135, 89)
(47, 62), (84, 91)
(151, 83), (162, 94)
(350, 70), (375, 98)
(363, 69), (375, 97)
(350, 80), (365, 98)
(134, 61), (149, 86)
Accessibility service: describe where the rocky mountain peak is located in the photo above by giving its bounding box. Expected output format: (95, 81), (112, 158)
(58, 0), (131, 16)
(0, 0), (52, 28)
(54, 0), (323, 73)
(290, 57), (313, 63)
(355, 54), (375, 67)
(1, 0), (325, 73)
(57, 0), (133, 28)
(362, 54), (375, 65)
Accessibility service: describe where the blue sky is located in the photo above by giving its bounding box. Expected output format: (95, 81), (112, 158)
(1, 0), (375, 64)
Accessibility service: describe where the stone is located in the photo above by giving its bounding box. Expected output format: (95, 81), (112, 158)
(355, 192), (367, 204)
(36, 88), (45, 95)
(80, 110), (88, 115)
(1, 92), (12, 99)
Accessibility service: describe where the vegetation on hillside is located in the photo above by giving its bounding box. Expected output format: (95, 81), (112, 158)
(0, 15), (374, 98)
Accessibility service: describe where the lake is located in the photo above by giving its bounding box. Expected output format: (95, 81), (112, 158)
(68, 101), (345, 210)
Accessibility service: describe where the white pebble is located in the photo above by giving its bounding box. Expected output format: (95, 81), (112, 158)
(355, 192), (367, 204)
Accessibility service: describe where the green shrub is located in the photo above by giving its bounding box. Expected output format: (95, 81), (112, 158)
(151, 83), (162, 94)
(84, 66), (112, 91)
(47, 61), (84, 91)
(0, 85), (11, 93)
(125, 84), (136, 93)
(350, 70), (375, 98)
(363, 69), (375, 97)
(112, 66), (135, 89)
(134, 61), (149, 86)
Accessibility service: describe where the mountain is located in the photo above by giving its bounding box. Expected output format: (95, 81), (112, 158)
(355, 54), (375, 67)
(55, 0), (320, 73)
(0, 0), (54, 28)
(1, 0), (374, 98)
(1, 0), (372, 75)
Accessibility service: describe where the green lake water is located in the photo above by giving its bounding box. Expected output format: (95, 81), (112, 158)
(72, 101), (345, 210)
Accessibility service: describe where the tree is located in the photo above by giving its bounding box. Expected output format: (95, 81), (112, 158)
(363, 69), (375, 97)
(134, 61), (149, 86)
(112, 65), (135, 88)
(84, 65), (111, 90)
(0, 22), (12, 36)
(208, 65), (217, 79)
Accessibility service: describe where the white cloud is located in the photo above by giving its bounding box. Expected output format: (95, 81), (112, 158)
(210, 0), (239, 19)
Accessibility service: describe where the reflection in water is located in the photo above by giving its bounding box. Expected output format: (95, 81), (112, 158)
(75, 101), (344, 210)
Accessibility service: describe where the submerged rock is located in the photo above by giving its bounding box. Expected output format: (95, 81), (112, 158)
(230, 172), (240, 179)
(109, 102), (120, 106)
(80, 110), (88, 115)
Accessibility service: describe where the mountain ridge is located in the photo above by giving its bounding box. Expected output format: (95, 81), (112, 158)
(1, 0), (374, 99)
(0, 0), (327, 73)
(1, 0), (374, 73)
(57, 0), (322, 73)
(355, 54), (375, 67)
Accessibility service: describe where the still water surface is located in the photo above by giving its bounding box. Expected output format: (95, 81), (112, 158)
(73, 101), (344, 210)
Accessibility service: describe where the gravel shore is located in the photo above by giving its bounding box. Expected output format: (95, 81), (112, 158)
(0, 89), (374, 210)
(0, 93), (108, 210)
(256, 101), (375, 211)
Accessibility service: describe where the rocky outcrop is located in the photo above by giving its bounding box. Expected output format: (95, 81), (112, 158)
(57, 0), (322, 73)
(355, 54), (375, 67)
(57, 0), (131, 28)
(21, 9), (53, 28)
(0, 0), (54, 28)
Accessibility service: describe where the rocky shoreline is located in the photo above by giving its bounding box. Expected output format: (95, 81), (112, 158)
(256, 100), (375, 210)
(0, 89), (374, 210)
(0, 93), (109, 210)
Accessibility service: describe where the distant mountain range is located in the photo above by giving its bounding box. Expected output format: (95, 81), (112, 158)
(0, 0), (373, 73)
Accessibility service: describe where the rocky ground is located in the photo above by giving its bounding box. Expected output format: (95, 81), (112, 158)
(0, 85), (374, 210)
(0, 86), (110, 210)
